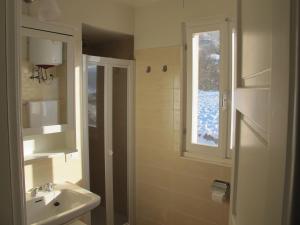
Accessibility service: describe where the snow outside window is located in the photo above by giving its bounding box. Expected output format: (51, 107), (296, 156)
(185, 20), (231, 161)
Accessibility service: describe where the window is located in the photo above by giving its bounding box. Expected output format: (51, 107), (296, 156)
(185, 20), (231, 161)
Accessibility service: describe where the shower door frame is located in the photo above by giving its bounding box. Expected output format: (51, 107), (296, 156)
(83, 55), (135, 225)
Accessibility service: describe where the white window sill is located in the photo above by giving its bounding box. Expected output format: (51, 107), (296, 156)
(182, 151), (232, 167)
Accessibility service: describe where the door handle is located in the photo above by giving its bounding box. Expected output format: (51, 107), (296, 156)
(221, 92), (228, 110)
(108, 149), (113, 156)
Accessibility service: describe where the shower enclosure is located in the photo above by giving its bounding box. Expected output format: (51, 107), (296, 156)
(83, 55), (134, 225)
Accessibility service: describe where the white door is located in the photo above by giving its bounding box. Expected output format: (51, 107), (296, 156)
(230, 0), (291, 225)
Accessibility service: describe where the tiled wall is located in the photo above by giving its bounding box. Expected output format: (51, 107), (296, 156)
(135, 46), (231, 225)
(23, 131), (80, 191)
(24, 154), (82, 191)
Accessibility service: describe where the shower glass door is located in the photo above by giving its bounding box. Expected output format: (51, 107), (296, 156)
(112, 67), (128, 225)
(85, 55), (133, 225)
(88, 64), (107, 225)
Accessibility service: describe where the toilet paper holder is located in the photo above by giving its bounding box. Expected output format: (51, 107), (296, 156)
(211, 180), (230, 201)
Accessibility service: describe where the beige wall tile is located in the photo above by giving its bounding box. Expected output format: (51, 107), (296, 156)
(171, 158), (226, 181)
(136, 108), (174, 130)
(173, 89), (181, 111)
(136, 89), (174, 110)
(136, 127), (174, 150)
(24, 159), (54, 190)
(136, 146), (176, 170)
(136, 183), (171, 224)
(136, 216), (164, 225)
(169, 173), (212, 201)
(136, 165), (172, 189)
(169, 192), (229, 225)
(166, 209), (217, 225)
(24, 156), (83, 191)
(135, 46), (231, 225)
(137, 199), (169, 224)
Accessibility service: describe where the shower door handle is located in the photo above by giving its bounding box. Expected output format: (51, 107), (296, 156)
(108, 149), (114, 156)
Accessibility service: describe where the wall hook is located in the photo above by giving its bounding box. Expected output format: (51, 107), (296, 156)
(162, 65), (168, 72)
(146, 66), (151, 74)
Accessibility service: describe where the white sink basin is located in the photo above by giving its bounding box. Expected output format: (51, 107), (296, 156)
(26, 183), (100, 225)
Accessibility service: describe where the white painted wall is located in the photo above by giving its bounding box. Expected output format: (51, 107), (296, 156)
(26, 0), (134, 35)
(134, 0), (235, 49)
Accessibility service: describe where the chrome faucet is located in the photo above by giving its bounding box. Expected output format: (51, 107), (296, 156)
(43, 182), (54, 192)
(30, 186), (41, 197)
(29, 183), (55, 197)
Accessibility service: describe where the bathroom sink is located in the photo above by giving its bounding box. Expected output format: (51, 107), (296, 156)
(26, 183), (100, 225)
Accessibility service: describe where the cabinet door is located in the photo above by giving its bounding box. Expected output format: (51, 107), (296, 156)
(230, 0), (291, 224)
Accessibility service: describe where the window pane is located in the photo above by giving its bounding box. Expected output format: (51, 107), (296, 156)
(192, 30), (220, 147)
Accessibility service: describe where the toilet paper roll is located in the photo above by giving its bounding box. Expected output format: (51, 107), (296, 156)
(212, 190), (225, 203)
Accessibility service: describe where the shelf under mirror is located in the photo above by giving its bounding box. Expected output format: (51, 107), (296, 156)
(24, 148), (78, 164)
(22, 124), (70, 136)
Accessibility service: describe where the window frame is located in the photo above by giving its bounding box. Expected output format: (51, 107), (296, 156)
(184, 19), (231, 162)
